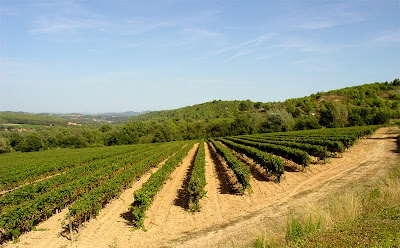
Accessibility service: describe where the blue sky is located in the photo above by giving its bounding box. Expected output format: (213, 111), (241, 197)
(1, 0), (399, 113)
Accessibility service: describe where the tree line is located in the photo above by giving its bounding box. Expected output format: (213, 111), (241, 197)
(0, 79), (399, 153)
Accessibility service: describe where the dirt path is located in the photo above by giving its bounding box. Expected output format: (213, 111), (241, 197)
(4, 127), (398, 248)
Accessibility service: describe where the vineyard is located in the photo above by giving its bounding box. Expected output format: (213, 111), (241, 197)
(0, 125), (385, 245)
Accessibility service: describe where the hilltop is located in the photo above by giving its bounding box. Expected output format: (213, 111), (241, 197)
(126, 78), (400, 137)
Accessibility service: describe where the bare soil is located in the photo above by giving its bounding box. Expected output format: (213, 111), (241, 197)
(4, 127), (398, 248)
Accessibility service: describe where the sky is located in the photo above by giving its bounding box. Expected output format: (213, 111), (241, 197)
(0, 0), (400, 113)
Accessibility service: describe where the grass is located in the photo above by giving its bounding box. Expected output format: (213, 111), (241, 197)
(293, 206), (400, 248)
(253, 144), (400, 248)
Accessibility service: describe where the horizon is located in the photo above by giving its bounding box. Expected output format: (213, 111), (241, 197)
(0, 77), (398, 115)
(1, 0), (400, 113)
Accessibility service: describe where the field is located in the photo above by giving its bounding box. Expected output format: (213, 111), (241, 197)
(0, 125), (398, 247)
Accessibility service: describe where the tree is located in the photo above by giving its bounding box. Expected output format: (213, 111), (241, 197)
(19, 132), (44, 152)
(99, 124), (112, 133)
(265, 108), (295, 132)
(239, 100), (252, 111)
(319, 101), (348, 127)
(372, 109), (391, 124)
(231, 115), (252, 135)
(0, 137), (10, 153)
(8, 132), (23, 151)
(294, 115), (321, 130)
(330, 102), (348, 127)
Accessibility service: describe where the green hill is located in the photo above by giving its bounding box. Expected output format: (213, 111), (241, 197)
(0, 112), (69, 127)
(1, 78), (399, 153)
(127, 78), (400, 136)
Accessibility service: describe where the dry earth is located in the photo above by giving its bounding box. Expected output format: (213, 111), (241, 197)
(3, 127), (398, 248)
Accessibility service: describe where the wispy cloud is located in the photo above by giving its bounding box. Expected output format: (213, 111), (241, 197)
(274, 38), (356, 53)
(31, 17), (109, 34)
(374, 29), (400, 43)
(299, 20), (342, 30)
(28, 0), (180, 37)
(211, 33), (277, 60)
(183, 28), (224, 39)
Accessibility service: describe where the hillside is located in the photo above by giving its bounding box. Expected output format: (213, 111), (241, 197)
(124, 79), (400, 139)
(0, 112), (70, 127)
(131, 79), (400, 126)
(1, 79), (399, 153)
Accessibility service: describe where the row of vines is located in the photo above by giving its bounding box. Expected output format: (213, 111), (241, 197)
(0, 125), (380, 242)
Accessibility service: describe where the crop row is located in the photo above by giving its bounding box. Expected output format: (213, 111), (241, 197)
(243, 136), (345, 153)
(132, 142), (195, 228)
(0, 142), (183, 241)
(218, 138), (285, 181)
(234, 137), (329, 159)
(0, 144), (150, 191)
(188, 142), (206, 212)
(225, 137), (310, 166)
(209, 139), (250, 191)
(68, 142), (185, 228)
(0, 144), (159, 211)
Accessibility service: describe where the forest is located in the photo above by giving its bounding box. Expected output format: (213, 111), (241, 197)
(1, 79), (399, 153)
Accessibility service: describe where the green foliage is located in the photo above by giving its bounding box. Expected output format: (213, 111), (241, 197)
(1, 79), (399, 153)
(219, 138), (285, 181)
(0, 137), (10, 153)
(210, 139), (251, 191)
(0, 143), (160, 192)
(0, 112), (68, 126)
(68, 142), (183, 226)
(266, 108), (295, 132)
(294, 115), (321, 130)
(319, 101), (348, 127)
(0, 142), (181, 240)
(188, 142), (207, 212)
(286, 215), (321, 244)
(238, 136), (329, 160)
(227, 137), (311, 166)
(99, 124), (112, 132)
(132, 142), (195, 228)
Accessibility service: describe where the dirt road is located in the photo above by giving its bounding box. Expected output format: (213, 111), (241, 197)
(4, 127), (398, 248)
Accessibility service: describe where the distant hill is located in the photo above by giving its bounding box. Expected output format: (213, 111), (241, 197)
(100, 111), (150, 116)
(1, 79), (399, 153)
(55, 111), (149, 123)
(0, 112), (69, 126)
(130, 79), (400, 128)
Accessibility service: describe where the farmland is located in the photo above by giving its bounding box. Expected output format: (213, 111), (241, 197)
(0, 125), (397, 247)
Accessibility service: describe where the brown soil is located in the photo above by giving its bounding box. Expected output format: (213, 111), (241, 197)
(4, 127), (399, 248)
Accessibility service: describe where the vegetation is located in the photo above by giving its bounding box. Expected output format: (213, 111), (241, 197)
(218, 138), (285, 181)
(253, 140), (400, 248)
(0, 125), (383, 243)
(132, 142), (195, 228)
(236, 136), (329, 160)
(0, 141), (185, 241)
(226, 137), (311, 166)
(188, 142), (207, 212)
(68, 142), (183, 228)
(0, 144), (155, 191)
(210, 138), (251, 192)
(0, 79), (399, 153)
(0, 112), (68, 126)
